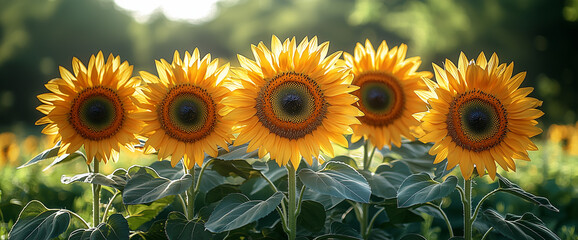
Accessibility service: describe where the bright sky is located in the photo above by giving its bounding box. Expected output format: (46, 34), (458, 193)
(113, 0), (222, 23)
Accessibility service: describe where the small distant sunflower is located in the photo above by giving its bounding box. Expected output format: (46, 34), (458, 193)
(226, 36), (362, 168)
(36, 52), (142, 163)
(415, 52), (543, 180)
(136, 50), (235, 169)
(0, 132), (20, 167)
(344, 40), (432, 149)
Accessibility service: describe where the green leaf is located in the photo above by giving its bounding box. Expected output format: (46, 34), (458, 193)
(149, 160), (184, 180)
(346, 135), (364, 150)
(126, 196), (175, 230)
(213, 144), (259, 161)
(165, 212), (212, 240)
(363, 161), (412, 199)
(205, 184), (241, 204)
(8, 200), (70, 240)
(205, 192), (284, 233)
(400, 234), (427, 240)
(129, 220), (167, 240)
(123, 169), (192, 205)
(330, 156), (359, 170)
(397, 173), (457, 208)
(61, 168), (128, 191)
(211, 159), (258, 179)
(483, 209), (560, 240)
(68, 214), (129, 240)
(433, 159), (454, 180)
(378, 199), (423, 224)
(497, 174), (559, 212)
(42, 151), (86, 171)
(384, 141), (436, 172)
(299, 162), (370, 203)
(17, 143), (60, 169)
(327, 222), (362, 239)
(298, 200), (326, 233)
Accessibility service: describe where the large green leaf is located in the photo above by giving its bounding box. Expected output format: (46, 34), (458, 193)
(68, 214), (129, 240)
(497, 174), (559, 212)
(17, 143), (60, 169)
(397, 173), (457, 208)
(299, 162), (370, 203)
(61, 168), (128, 191)
(383, 141), (436, 172)
(123, 168), (193, 205)
(362, 161), (412, 199)
(205, 192), (284, 233)
(42, 151), (86, 171)
(165, 212), (212, 240)
(126, 196), (175, 230)
(483, 209), (560, 240)
(149, 160), (184, 180)
(297, 200), (326, 233)
(8, 200), (70, 240)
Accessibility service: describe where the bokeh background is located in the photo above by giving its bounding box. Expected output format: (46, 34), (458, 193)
(1, 0), (577, 238)
(1, 0), (577, 130)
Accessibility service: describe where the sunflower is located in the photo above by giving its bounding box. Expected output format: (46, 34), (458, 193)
(415, 52), (543, 180)
(343, 40), (432, 149)
(0, 132), (20, 167)
(225, 36), (362, 168)
(136, 50), (235, 169)
(36, 52), (142, 164)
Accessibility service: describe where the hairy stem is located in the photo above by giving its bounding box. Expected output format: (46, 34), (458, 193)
(92, 159), (100, 227)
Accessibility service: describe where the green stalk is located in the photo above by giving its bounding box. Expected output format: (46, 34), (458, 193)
(463, 179), (472, 240)
(481, 227), (494, 240)
(360, 141), (372, 239)
(92, 159), (101, 227)
(101, 191), (121, 223)
(287, 163), (297, 240)
(187, 167), (195, 220)
(360, 203), (370, 239)
(426, 202), (454, 237)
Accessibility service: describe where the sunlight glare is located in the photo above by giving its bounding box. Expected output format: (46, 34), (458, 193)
(113, 0), (221, 23)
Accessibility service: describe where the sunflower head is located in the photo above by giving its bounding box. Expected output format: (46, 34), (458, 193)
(136, 49), (235, 169)
(415, 52), (543, 180)
(343, 39), (432, 149)
(225, 35), (362, 168)
(36, 52), (142, 164)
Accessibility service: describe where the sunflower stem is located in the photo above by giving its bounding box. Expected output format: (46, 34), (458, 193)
(286, 162), (297, 240)
(360, 141), (372, 239)
(363, 141), (370, 170)
(463, 179), (473, 240)
(360, 203), (370, 239)
(92, 159), (101, 227)
(187, 166), (195, 220)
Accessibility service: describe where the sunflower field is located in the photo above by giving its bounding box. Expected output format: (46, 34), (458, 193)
(1, 0), (577, 239)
